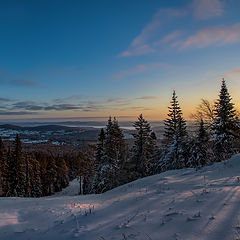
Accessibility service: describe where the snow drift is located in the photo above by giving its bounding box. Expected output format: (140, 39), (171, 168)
(1, 155), (240, 240)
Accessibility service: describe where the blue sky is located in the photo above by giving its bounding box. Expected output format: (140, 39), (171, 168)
(1, 0), (240, 120)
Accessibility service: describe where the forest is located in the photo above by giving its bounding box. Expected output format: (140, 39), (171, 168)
(0, 79), (239, 197)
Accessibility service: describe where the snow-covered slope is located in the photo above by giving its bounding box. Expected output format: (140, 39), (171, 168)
(1, 155), (240, 240)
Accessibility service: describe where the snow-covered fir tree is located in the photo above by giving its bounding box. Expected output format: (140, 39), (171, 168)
(188, 119), (211, 169)
(44, 156), (57, 195)
(25, 154), (32, 197)
(82, 145), (95, 195)
(29, 155), (42, 197)
(95, 128), (105, 165)
(0, 137), (7, 196)
(130, 114), (156, 178)
(6, 135), (26, 197)
(164, 90), (187, 142)
(76, 146), (94, 195)
(55, 157), (69, 192)
(212, 79), (239, 161)
(92, 117), (125, 193)
(158, 91), (187, 171)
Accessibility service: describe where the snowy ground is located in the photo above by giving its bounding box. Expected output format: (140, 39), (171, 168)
(2, 156), (240, 240)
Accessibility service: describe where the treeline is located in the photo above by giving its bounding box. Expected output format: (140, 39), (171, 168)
(89, 79), (240, 193)
(1, 78), (240, 197)
(0, 135), (95, 197)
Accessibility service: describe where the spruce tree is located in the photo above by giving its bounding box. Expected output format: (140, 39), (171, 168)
(6, 147), (14, 196)
(30, 155), (42, 197)
(188, 119), (211, 169)
(25, 154), (32, 197)
(164, 90), (187, 141)
(131, 114), (155, 177)
(45, 156), (57, 195)
(112, 117), (125, 165)
(212, 79), (239, 160)
(95, 128), (105, 165)
(82, 145), (95, 194)
(0, 138), (7, 196)
(6, 135), (26, 197)
(92, 117), (125, 193)
(55, 157), (69, 192)
(160, 91), (187, 170)
(104, 117), (115, 161)
(14, 134), (26, 197)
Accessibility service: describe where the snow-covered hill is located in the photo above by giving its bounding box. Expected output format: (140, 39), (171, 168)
(1, 155), (240, 240)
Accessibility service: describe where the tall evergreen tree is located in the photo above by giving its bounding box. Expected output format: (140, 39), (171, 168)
(25, 154), (32, 197)
(44, 156), (57, 195)
(92, 117), (125, 193)
(131, 114), (155, 177)
(188, 119), (211, 169)
(111, 117), (125, 165)
(95, 128), (105, 165)
(55, 157), (68, 192)
(14, 134), (26, 197)
(30, 155), (42, 197)
(6, 135), (26, 197)
(212, 79), (239, 160)
(164, 90), (187, 141)
(0, 138), (7, 196)
(160, 91), (187, 171)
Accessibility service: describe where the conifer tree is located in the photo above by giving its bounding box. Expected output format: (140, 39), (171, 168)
(14, 134), (26, 197)
(30, 155), (42, 197)
(6, 135), (26, 197)
(44, 156), (57, 195)
(6, 147), (14, 196)
(112, 117), (125, 165)
(131, 114), (155, 177)
(92, 117), (125, 193)
(0, 138), (7, 196)
(82, 145), (95, 194)
(164, 91), (187, 141)
(188, 119), (211, 169)
(55, 157), (68, 192)
(160, 91), (187, 170)
(25, 154), (32, 197)
(95, 128), (105, 165)
(212, 79), (239, 160)
(104, 117), (115, 161)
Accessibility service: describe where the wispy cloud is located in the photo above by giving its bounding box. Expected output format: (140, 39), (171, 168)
(131, 8), (186, 47)
(107, 97), (126, 103)
(0, 94), (159, 116)
(0, 97), (13, 102)
(119, 0), (227, 57)
(0, 111), (37, 115)
(110, 62), (169, 81)
(154, 30), (185, 46)
(119, 8), (186, 57)
(10, 99), (104, 113)
(136, 96), (157, 100)
(44, 104), (84, 111)
(179, 23), (240, 49)
(224, 68), (240, 78)
(110, 65), (147, 81)
(12, 101), (44, 111)
(53, 95), (84, 103)
(119, 45), (154, 57)
(191, 0), (224, 20)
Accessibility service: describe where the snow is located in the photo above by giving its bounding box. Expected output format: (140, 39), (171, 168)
(2, 155), (240, 239)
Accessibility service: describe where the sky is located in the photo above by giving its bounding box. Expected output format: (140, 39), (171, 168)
(1, 0), (240, 121)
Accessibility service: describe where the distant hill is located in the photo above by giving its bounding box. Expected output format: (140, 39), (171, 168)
(0, 124), (85, 132)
